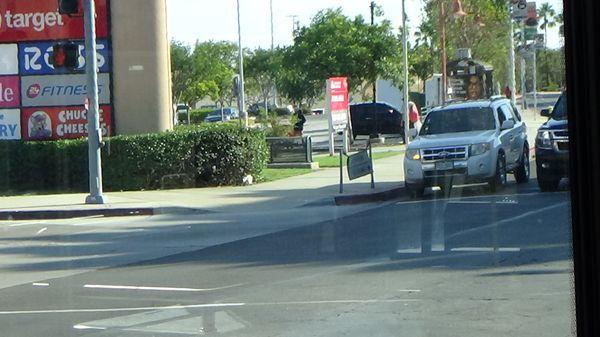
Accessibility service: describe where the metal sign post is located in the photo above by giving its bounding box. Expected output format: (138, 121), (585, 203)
(339, 146), (344, 194)
(84, 0), (107, 204)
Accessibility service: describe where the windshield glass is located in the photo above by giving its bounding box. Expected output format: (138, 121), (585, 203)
(553, 93), (568, 120)
(420, 107), (496, 135)
(0, 1), (575, 337)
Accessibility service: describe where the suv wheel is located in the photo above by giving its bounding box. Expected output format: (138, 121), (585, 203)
(406, 183), (424, 198)
(489, 153), (507, 193)
(514, 146), (530, 184)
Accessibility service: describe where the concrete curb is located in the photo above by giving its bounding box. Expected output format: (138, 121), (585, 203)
(334, 186), (407, 206)
(0, 207), (155, 221)
(0, 206), (213, 221)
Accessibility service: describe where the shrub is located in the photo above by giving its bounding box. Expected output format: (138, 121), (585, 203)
(0, 124), (269, 194)
(177, 108), (215, 124)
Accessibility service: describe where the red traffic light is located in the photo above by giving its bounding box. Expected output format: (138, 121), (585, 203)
(51, 43), (80, 70)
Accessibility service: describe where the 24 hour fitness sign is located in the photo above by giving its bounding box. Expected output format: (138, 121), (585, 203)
(0, 0), (112, 140)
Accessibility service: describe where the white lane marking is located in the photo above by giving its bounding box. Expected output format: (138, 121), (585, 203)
(73, 325), (106, 330)
(446, 201), (569, 240)
(83, 283), (244, 292)
(35, 227), (48, 235)
(0, 303), (246, 315)
(397, 289), (421, 293)
(0, 299), (419, 316)
(248, 299), (420, 306)
(32, 283), (50, 287)
(448, 201), (491, 205)
(8, 221), (47, 227)
(451, 247), (521, 252)
(396, 191), (568, 206)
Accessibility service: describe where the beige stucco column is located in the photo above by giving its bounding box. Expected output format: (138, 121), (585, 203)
(110, 0), (172, 135)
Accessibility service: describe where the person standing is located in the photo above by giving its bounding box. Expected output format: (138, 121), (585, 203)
(408, 101), (421, 138)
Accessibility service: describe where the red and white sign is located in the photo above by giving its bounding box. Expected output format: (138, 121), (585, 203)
(21, 105), (112, 140)
(0, 0), (109, 43)
(327, 77), (349, 132)
(0, 76), (20, 108)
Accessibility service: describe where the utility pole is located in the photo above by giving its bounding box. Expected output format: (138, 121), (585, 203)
(83, 0), (106, 204)
(270, 0), (274, 50)
(236, 0), (247, 128)
(402, 0), (410, 145)
(508, 1), (517, 106)
(439, 0), (447, 104)
(370, 1), (377, 103)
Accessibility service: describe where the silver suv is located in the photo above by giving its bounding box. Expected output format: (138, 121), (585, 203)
(404, 97), (530, 197)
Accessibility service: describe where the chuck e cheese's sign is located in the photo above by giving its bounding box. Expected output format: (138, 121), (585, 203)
(0, 0), (113, 141)
(21, 105), (112, 140)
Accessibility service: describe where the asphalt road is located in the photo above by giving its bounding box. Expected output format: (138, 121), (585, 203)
(0, 173), (574, 337)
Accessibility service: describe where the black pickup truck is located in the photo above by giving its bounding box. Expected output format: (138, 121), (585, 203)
(535, 91), (569, 191)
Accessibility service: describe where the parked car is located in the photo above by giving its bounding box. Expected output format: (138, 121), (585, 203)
(204, 107), (239, 123)
(349, 102), (405, 142)
(403, 97), (530, 197)
(536, 91), (569, 191)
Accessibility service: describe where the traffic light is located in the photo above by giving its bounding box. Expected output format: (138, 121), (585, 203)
(58, 0), (80, 15)
(51, 43), (80, 70)
(232, 75), (240, 97)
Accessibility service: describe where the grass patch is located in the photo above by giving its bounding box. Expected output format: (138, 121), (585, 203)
(316, 150), (403, 168)
(259, 168), (313, 183)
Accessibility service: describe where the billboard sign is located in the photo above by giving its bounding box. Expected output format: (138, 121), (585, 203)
(21, 73), (111, 107)
(21, 105), (112, 140)
(0, 0), (109, 43)
(18, 39), (110, 75)
(0, 109), (21, 139)
(326, 77), (349, 132)
(0, 44), (18, 75)
(0, 76), (20, 108)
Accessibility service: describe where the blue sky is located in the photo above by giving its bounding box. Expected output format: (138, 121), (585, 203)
(167, 0), (564, 49)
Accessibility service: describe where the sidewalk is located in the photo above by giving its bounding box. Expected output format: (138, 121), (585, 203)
(0, 149), (408, 219)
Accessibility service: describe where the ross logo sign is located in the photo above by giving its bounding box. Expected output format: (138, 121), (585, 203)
(18, 40), (110, 75)
(21, 105), (112, 140)
(327, 77), (349, 132)
(21, 74), (110, 107)
(0, 76), (20, 108)
(0, 44), (18, 75)
(0, 0), (109, 42)
(0, 108), (21, 139)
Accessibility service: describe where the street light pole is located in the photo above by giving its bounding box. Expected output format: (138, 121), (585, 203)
(236, 0), (247, 128)
(83, 0), (106, 204)
(402, 0), (410, 145)
(270, 0), (274, 50)
(508, 2), (517, 105)
(439, 0), (447, 104)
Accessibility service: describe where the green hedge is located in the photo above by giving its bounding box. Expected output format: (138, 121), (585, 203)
(0, 124), (269, 194)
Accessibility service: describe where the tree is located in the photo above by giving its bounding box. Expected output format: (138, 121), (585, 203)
(421, 0), (510, 89)
(191, 41), (237, 108)
(245, 48), (283, 110)
(538, 3), (556, 50)
(278, 8), (401, 106)
(170, 40), (193, 105)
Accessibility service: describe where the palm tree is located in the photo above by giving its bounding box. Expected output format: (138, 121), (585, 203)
(537, 3), (556, 50)
(555, 12), (564, 38)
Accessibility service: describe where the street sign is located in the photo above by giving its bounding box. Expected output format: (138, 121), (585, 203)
(326, 77), (349, 132)
(524, 26), (538, 41)
(347, 150), (373, 180)
(511, 0), (528, 19)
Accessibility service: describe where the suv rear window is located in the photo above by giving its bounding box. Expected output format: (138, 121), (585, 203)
(420, 107), (495, 135)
